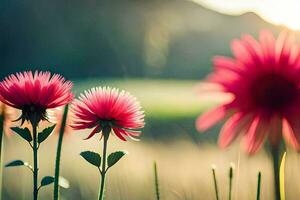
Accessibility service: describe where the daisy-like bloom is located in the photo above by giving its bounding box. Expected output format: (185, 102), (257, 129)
(0, 71), (73, 125)
(72, 87), (145, 141)
(196, 30), (300, 153)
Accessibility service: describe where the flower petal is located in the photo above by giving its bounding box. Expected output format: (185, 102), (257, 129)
(282, 117), (300, 150)
(196, 105), (230, 132)
(243, 116), (268, 154)
(113, 128), (127, 141)
(218, 113), (252, 148)
(84, 125), (102, 140)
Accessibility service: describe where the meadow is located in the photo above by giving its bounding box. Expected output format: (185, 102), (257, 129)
(1, 0), (300, 199)
(2, 79), (300, 200)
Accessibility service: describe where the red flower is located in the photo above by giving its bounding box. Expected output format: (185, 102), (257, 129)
(72, 87), (145, 141)
(196, 31), (300, 153)
(0, 71), (73, 124)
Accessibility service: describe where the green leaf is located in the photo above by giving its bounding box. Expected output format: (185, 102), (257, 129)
(11, 127), (32, 142)
(107, 151), (127, 168)
(38, 124), (56, 143)
(58, 176), (70, 189)
(40, 176), (69, 189)
(80, 151), (101, 167)
(5, 160), (33, 171)
(5, 160), (25, 167)
(41, 176), (55, 187)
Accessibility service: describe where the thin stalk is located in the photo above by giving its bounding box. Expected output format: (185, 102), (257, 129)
(98, 128), (110, 200)
(211, 165), (219, 200)
(32, 123), (38, 200)
(256, 172), (261, 200)
(279, 152), (287, 200)
(54, 105), (69, 200)
(154, 161), (160, 200)
(229, 165), (233, 200)
(0, 114), (4, 200)
(271, 147), (281, 200)
(234, 151), (241, 200)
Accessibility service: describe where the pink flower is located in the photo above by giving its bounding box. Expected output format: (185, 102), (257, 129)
(72, 87), (145, 141)
(196, 31), (300, 153)
(0, 71), (73, 125)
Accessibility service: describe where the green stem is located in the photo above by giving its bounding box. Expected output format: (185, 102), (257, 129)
(272, 147), (281, 200)
(154, 161), (160, 200)
(0, 114), (4, 200)
(212, 166), (219, 200)
(229, 166), (233, 200)
(54, 105), (69, 200)
(256, 172), (261, 200)
(98, 128), (110, 200)
(32, 123), (38, 200)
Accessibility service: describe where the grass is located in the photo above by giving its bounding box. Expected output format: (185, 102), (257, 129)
(4, 136), (300, 200)
(3, 78), (300, 199)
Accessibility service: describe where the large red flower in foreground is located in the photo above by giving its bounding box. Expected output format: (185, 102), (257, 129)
(0, 71), (73, 124)
(196, 31), (300, 153)
(72, 87), (145, 141)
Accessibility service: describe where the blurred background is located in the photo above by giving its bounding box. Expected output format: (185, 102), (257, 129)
(1, 0), (300, 199)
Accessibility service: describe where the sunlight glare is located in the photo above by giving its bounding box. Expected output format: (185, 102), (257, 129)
(192, 0), (300, 30)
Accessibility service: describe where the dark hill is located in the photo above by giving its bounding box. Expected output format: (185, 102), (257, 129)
(0, 0), (291, 79)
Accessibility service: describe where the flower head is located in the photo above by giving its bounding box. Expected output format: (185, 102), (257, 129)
(196, 30), (300, 153)
(0, 71), (73, 125)
(72, 87), (145, 141)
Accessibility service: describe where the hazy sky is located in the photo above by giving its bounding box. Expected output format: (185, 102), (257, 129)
(192, 0), (300, 30)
